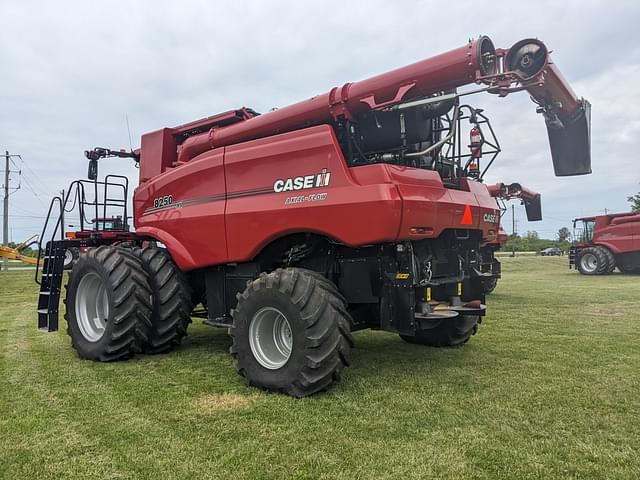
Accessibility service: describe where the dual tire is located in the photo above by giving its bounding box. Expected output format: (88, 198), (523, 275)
(577, 246), (615, 275)
(64, 246), (192, 361)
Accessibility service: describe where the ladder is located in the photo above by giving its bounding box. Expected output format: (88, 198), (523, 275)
(37, 241), (67, 332)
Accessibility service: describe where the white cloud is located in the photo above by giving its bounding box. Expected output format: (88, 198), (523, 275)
(1, 0), (639, 241)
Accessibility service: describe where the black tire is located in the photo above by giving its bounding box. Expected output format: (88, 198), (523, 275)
(133, 247), (193, 354)
(596, 246), (615, 274)
(618, 263), (640, 274)
(481, 276), (499, 294)
(400, 315), (480, 347)
(63, 247), (80, 270)
(577, 247), (609, 275)
(230, 268), (354, 397)
(64, 246), (152, 361)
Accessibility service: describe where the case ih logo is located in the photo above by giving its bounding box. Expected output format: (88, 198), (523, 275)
(273, 169), (331, 193)
(483, 213), (499, 223)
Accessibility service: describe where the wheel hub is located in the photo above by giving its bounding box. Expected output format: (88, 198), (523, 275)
(249, 307), (293, 369)
(75, 272), (109, 342)
(63, 249), (74, 268)
(580, 253), (598, 273)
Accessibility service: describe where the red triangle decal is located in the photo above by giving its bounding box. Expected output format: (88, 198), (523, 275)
(460, 205), (473, 225)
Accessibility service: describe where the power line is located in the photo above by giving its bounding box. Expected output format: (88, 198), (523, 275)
(11, 154), (59, 199)
(9, 204), (42, 216)
(18, 174), (48, 207)
(21, 170), (56, 199)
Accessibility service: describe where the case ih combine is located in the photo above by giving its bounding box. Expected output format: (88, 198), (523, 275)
(36, 36), (590, 396)
(570, 213), (640, 274)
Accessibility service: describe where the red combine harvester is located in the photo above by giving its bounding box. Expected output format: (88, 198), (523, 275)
(570, 213), (640, 274)
(36, 36), (590, 396)
(479, 182), (542, 292)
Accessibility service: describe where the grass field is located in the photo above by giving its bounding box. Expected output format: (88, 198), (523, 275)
(1, 257), (639, 479)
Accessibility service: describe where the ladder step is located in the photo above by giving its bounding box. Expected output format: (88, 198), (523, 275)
(40, 291), (51, 295)
(37, 308), (48, 314)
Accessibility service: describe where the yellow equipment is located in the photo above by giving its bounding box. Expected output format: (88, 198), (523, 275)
(0, 235), (42, 266)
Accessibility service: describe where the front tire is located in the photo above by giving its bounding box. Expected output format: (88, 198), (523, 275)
(230, 268), (353, 397)
(400, 315), (480, 347)
(133, 247), (194, 354)
(599, 247), (616, 274)
(64, 246), (152, 361)
(577, 247), (610, 275)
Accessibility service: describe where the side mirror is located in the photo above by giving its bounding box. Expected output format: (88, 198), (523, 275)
(88, 159), (98, 180)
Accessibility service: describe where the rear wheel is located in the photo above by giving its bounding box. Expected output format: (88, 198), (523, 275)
(230, 268), (353, 397)
(618, 263), (640, 274)
(481, 276), (498, 294)
(133, 247), (194, 354)
(400, 315), (480, 347)
(64, 246), (152, 361)
(577, 247), (609, 275)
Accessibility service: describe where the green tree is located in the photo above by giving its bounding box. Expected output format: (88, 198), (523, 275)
(557, 227), (571, 242)
(628, 192), (640, 213)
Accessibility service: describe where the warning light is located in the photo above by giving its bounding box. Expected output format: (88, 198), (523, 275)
(460, 205), (473, 225)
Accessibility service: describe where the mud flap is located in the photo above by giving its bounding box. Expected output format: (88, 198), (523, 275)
(379, 278), (416, 336)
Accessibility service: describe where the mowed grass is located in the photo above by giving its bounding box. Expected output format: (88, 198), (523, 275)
(1, 257), (639, 479)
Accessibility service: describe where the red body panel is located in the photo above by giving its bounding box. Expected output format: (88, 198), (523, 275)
(580, 213), (640, 254)
(134, 125), (500, 271)
(135, 149), (227, 268)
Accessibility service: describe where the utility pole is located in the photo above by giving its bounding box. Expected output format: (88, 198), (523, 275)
(512, 204), (516, 236)
(2, 151), (21, 271)
(3, 151), (9, 271)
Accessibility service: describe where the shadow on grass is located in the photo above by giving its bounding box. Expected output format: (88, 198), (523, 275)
(165, 320), (477, 396)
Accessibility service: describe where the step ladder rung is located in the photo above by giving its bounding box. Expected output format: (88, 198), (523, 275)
(40, 291), (51, 295)
(37, 308), (48, 314)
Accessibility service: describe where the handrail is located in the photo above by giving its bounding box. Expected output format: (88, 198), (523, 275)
(35, 196), (62, 284)
(35, 176), (130, 285)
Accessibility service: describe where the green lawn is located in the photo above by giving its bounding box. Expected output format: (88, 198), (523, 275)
(1, 257), (639, 479)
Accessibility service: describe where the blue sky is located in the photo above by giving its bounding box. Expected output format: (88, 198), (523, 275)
(1, 0), (639, 242)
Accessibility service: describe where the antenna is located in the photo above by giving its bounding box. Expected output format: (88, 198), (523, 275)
(125, 114), (133, 152)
